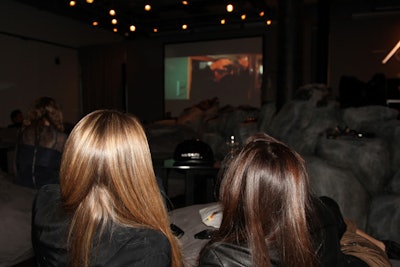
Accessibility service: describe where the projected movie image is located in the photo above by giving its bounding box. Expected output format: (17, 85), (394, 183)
(164, 37), (263, 117)
(165, 54), (262, 101)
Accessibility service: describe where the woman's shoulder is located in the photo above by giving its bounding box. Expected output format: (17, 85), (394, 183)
(199, 241), (282, 267)
(114, 225), (170, 249)
(198, 242), (252, 267)
(96, 226), (172, 266)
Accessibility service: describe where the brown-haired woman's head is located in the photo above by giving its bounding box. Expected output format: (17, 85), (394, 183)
(215, 132), (316, 267)
(60, 109), (181, 267)
(25, 97), (64, 132)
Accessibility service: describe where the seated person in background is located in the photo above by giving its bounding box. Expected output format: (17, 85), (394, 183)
(32, 110), (182, 267)
(15, 97), (67, 189)
(8, 109), (24, 128)
(198, 132), (391, 267)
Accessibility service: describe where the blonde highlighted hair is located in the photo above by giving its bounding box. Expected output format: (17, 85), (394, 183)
(60, 110), (181, 267)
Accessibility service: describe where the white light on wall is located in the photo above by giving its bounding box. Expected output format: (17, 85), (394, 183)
(382, 40), (400, 64)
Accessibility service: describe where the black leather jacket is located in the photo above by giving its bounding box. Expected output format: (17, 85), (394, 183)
(32, 184), (172, 266)
(198, 197), (368, 267)
(198, 242), (281, 267)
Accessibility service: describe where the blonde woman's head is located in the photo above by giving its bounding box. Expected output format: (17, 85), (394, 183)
(59, 110), (181, 267)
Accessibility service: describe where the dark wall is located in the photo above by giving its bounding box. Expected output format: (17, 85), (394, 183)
(79, 44), (126, 116)
(125, 40), (164, 122)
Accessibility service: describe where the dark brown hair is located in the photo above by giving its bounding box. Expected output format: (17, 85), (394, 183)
(209, 132), (317, 267)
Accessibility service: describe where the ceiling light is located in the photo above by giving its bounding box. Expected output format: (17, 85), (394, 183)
(69, 1), (76, 7)
(153, 28), (158, 33)
(226, 4), (234, 13)
(109, 9), (116, 16)
(145, 5), (152, 11)
(113, 28), (118, 32)
(130, 25), (136, 32)
(266, 19), (272, 25)
(220, 19), (226, 25)
(259, 11), (265, 17)
(241, 14), (246, 20)
(182, 24), (188, 30)
(86, 0), (94, 3)
(92, 21), (98, 26)
(111, 18), (118, 25)
(182, 1), (188, 5)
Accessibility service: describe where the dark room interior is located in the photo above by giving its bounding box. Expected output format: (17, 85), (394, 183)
(1, 0), (400, 266)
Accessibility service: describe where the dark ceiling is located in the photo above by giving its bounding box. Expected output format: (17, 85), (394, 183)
(12, 0), (400, 40)
(14, 0), (274, 39)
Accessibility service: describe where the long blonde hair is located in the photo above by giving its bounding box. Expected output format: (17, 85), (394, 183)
(60, 110), (181, 267)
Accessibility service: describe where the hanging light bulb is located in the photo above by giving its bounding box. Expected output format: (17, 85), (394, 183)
(130, 25), (136, 32)
(113, 28), (118, 32)
(259, 11), (265, 17)
(92, 21), (99, 26)
(153, 28), (158, 33)
(266, 19), (272, 25)
(69, 1), (76, 7)
(109, 9), (116, 16)
(182, 24), (188, 30)
(226, 4), (234, 12)
(111, 18), (118, 25)
(86, 0), (94, 3)
(145, 4), (152, 11)
(182, 1), (188, 5)
(241, 14), (246, 20)
(220, 19), (226, 25)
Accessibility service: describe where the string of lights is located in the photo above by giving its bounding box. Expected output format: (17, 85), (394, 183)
(66, 0), (274, 38)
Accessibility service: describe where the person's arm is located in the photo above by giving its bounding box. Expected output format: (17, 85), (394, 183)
(198, 242), (252, 267)
(318, 196), (347, 237)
